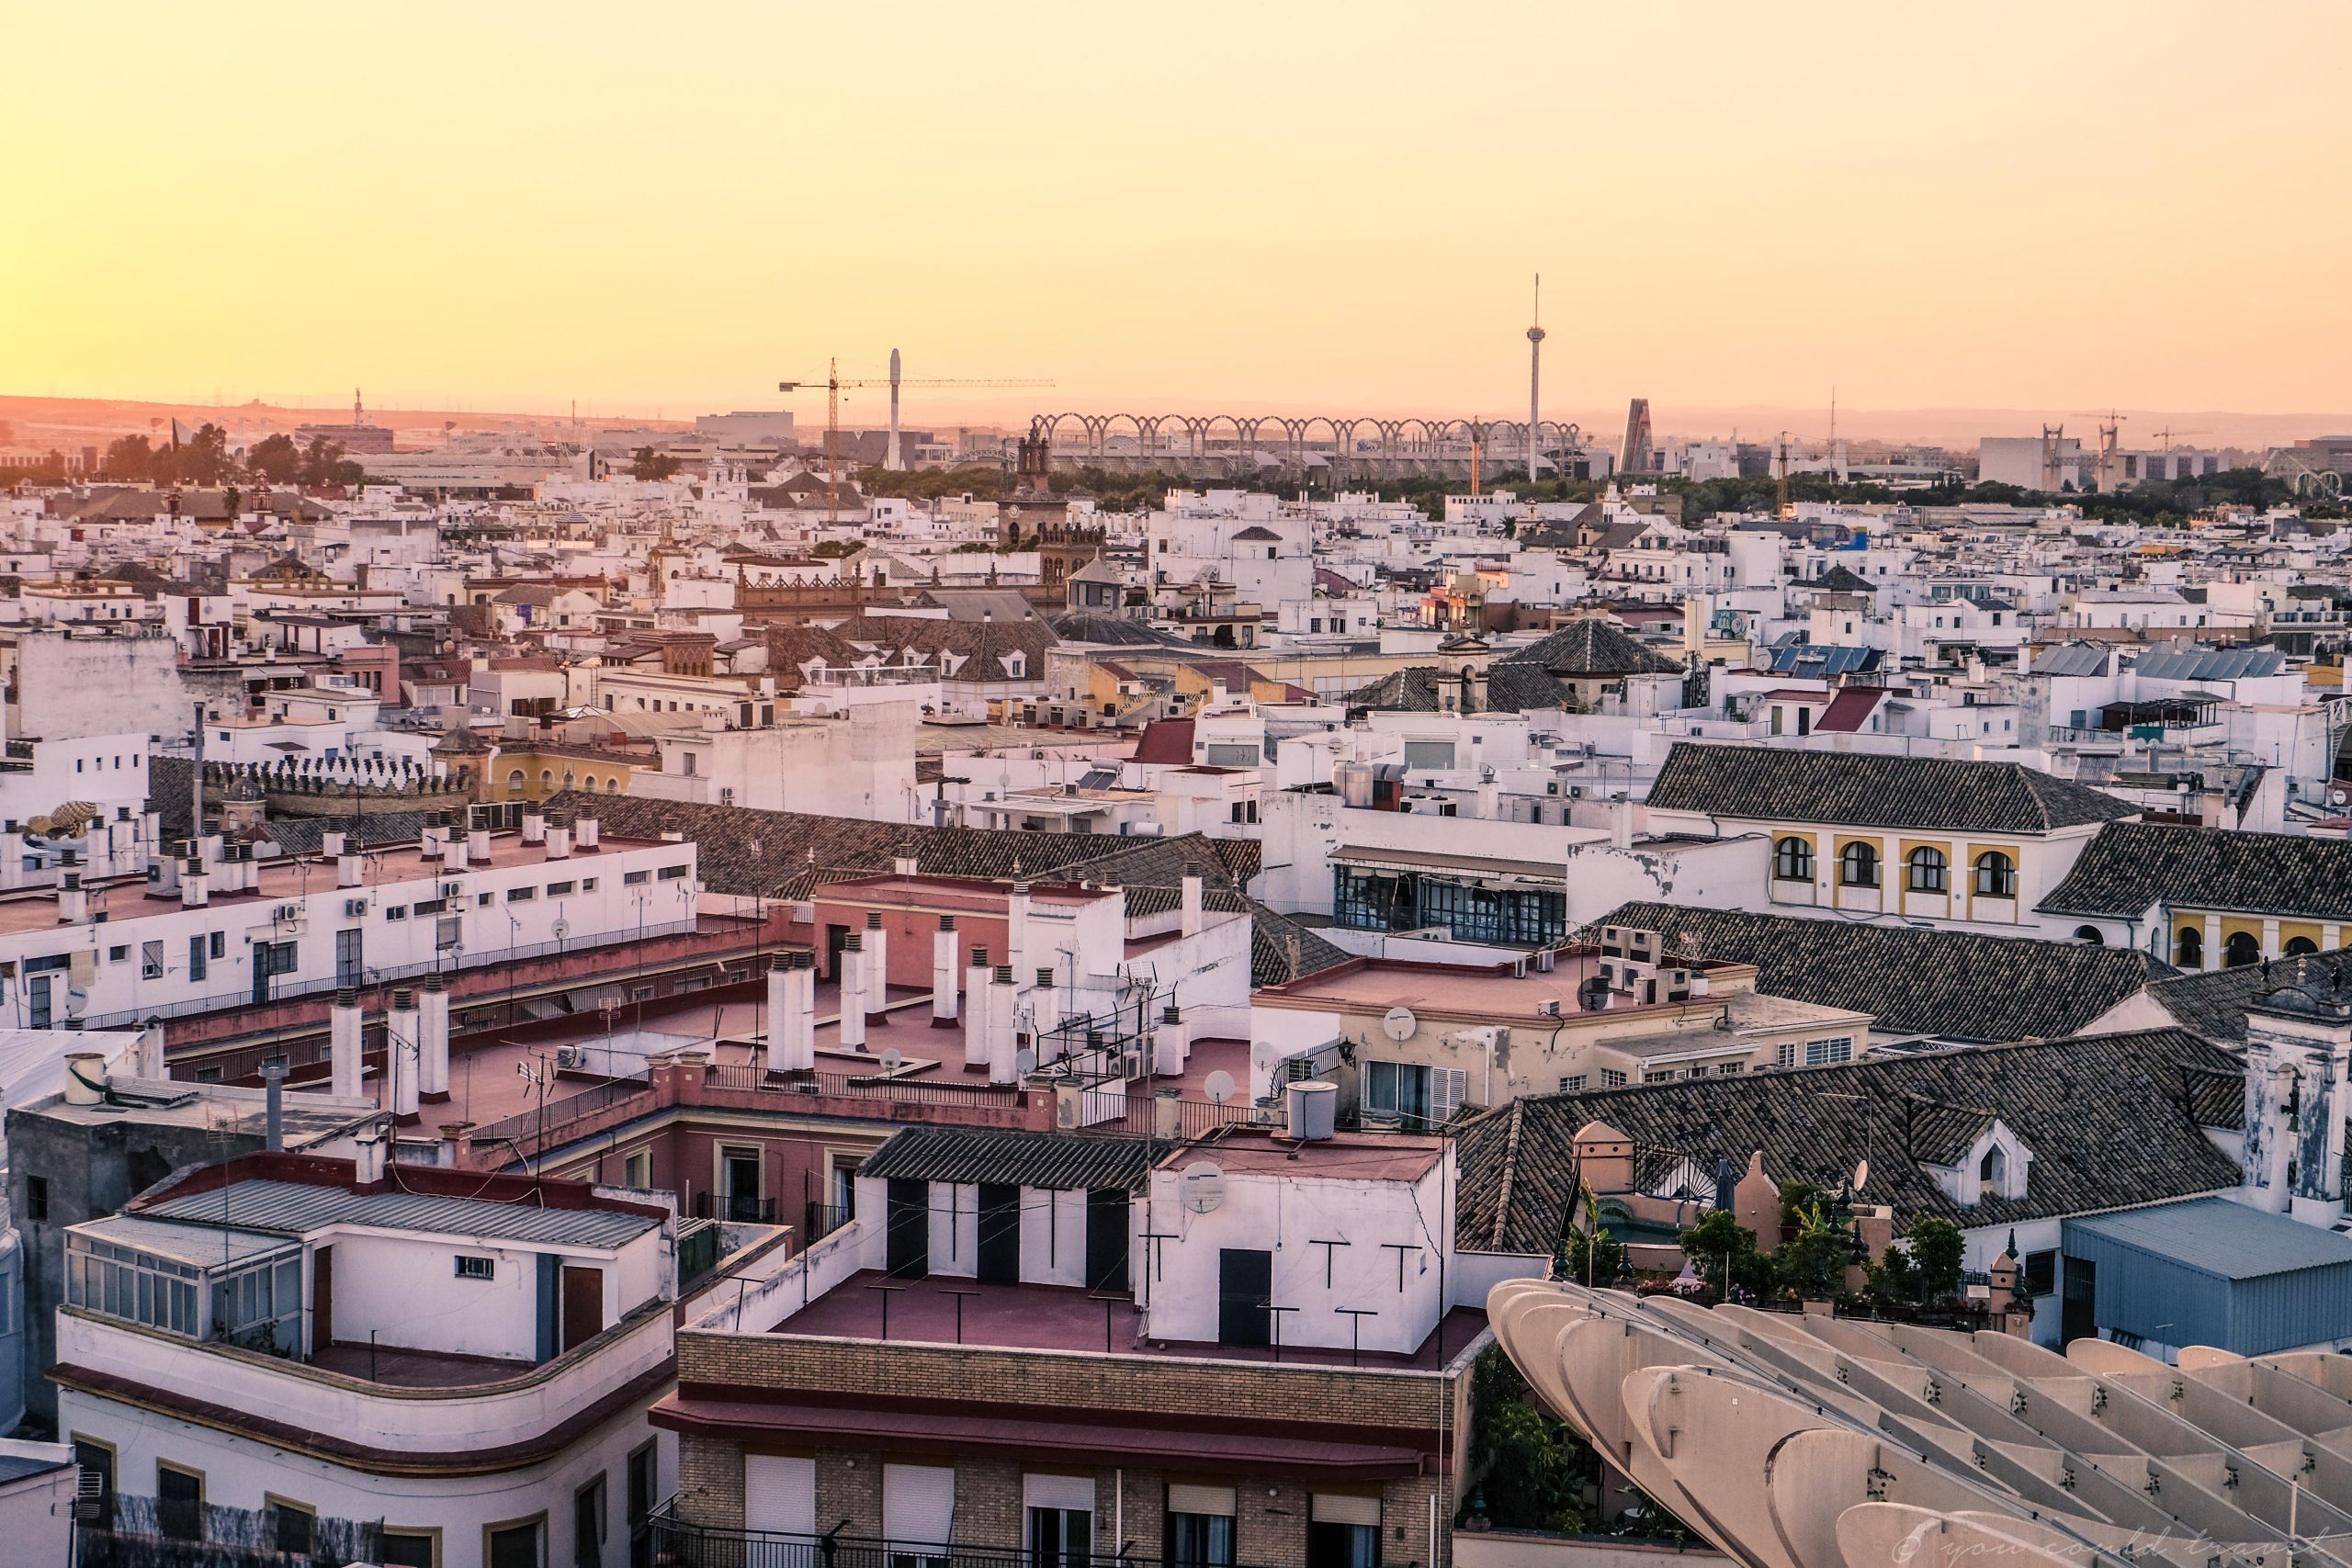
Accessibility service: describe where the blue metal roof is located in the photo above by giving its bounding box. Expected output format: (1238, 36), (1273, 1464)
(2130, 644), (2286, 682)
(2064, 1198), (2352, 1355)
(2066, 1198), (2352, 1280)
(1766, 644), (1880, 676)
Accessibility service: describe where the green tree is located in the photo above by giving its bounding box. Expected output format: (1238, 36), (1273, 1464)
(1555, 1224), (1629, 1289)
(1904, 1215), (1966, 1303)
(1466, 1343), (1590, 1533)
(300, 437), (363, 487)
(631, 446), (683, 481)
(249, 433), (301, 483)
(103, 434), (157, 479)
(1680, 1209), (1772, 1296)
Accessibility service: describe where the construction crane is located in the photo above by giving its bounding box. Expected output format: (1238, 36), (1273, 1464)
(2150, 425), (2208, 451)
(779, 358), (1054, 525)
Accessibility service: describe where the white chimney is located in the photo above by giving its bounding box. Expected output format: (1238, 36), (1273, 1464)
(863, 912), (890, 1021)
(789, 951), (819, 1072)
(1006, 882), (1031, 976)
(764, 953), (792, 1076)
(136, 1019), (165, 1080)
(987, 964), (1021, 1085)
(964, 945), (990, 1066)
(1153, 1005), (1187, 1077)
(418, 976), (450, 1100)
(179, 856), (208, 909)
(420, 816), (446, 861)
(322, 829), (346, 858)
(1032, 967), (1061, 1045)
(337, 843), (364, 888)
(467, 822), (491, 862)
(446, 828), (469, 872)
(932, 915), (960, 1027)
(199, 832), (224, 871)
(575, 816), (600, 850)
(837, 933), (867, 1051)
(352, 1129), (387, 1185)
(1181, 874), (1203, 938)
(521, 809), (546, 845)
(331, 987), (364, 1100)
(56, 871), (86, 925)
(387, 987), (420, 1118)
(546, 811), (572, 860)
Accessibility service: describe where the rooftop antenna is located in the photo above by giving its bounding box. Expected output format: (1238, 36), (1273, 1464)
(1525, 273), (1545, 484)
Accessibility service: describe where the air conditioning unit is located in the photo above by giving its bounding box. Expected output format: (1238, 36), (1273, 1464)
(344, 897), (368, 918)
(273, 904), (301, 923)
(1545, 781), (1561, 795)
(441, 882), (462, 899)
(555, 1044), (587, 1070)
(1537, 999), (1564, 1019)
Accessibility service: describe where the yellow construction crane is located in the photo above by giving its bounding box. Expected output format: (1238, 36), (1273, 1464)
(779, 358), (1054, 525)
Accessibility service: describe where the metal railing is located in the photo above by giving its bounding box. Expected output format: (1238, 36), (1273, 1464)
(803, 1201), (853, 1241)
(647, 1504), (1270, 1568)
(85, 918), (702, 1030)
(695, 1191), (777, 1224)
(707, 1062), (1028, 1111)
(472, 1077), (655, 1153)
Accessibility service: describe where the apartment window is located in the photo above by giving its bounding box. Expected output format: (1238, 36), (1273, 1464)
(1715, 1062), (1745, 1075)
(1557, 1075), (1586, 1092)
(1772, 837), (1813, 882)
(209, 931), (226, 959)
(2023, 1249), (2057, 1295)
(1906, 846), (1948, 893)
(658, 864), (689, 881)
(478, 893), (494, 908)
(1166, 1484), (1238, 1568)
(582, 877), (599, 892)
(109, 944), (130, 964)
(487, 1516), (546, 1568)
(1776, 1042), (1798, 1070)
(268, 1497), (317, 1557)
(1400, 740), (1455, 771)
(413, 897), (446, 916)
(1306, 1494), (1380, 1568)
(137, 940), (163, 979)
(1838, 842), (1879, 888)
(1025, 1474), (1094, 1568)
(628, 1443), (660, 1557)
(508, 886), (537, 902)
(547, 880), (575, 897)
(28, 1176), (48, 1223)
(456, 1256), (495, 1280)
(71, 1438), (114, 1529)
(574, 1475), (607, 1568)
(623, 870), (651, 886)
(1804, 1036), (1853, 1066)
(1600, 1069), (1627, 1088)
(1973, 850), (2017, 898)
(623, 1148), (652, 1189)
(883, 1463), (956, 1568)
(157, 1463), (204, 1542)
(385, 905), (408, 920)
(1363, 1060), (1466, 1128)
(187, 934), (207, 983)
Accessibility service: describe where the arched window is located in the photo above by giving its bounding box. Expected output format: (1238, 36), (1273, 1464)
(605, 776), (620, 794)
(2074, 925), (2104, 945)
(507, 768), (526, 795)
(1973, 850), (2016, 898)
(540, 768), (555, 792)
(2285, 935), (2320, 956)
(1838, 842), (1879, 887)
(1906, 846), (1947, 893)
(562, 769), (575, 791)
(1773, 837), (1814, 883)
(2225, 931), (2263, 968)
(2176, 926), (2203, 968)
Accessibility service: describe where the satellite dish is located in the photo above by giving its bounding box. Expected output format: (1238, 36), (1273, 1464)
(1179, 1160), (1227, 1215)
(551, 917), (571, 941)
(1203, 1069), (1236, 1104)
(1853, 1158), (1870, 1193)
(877, 1046), (903, 1072)
(1382, 1006), (1417, 1042)
(2335, 790), (2348, 807)
(62, 987), (88, 1020)
(1013, 1047), (1037, 1078)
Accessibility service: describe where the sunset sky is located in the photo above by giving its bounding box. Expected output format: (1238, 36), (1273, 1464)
(6, 2), (2347, 432)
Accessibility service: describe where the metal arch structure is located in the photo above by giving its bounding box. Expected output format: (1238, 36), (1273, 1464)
(1024, 413), (1585, 475)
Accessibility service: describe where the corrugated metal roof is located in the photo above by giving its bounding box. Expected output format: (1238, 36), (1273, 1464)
(1766, 644), (1880, 676)
(2064, 1198), (2352, 1280)
(143, 1179), (657, 1251)
(2130, 645), (2285, 682)
(861, 1127), (1159, 1192)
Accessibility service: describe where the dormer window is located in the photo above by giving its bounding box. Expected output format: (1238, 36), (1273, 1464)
(1978, 1146), (2005, 1188)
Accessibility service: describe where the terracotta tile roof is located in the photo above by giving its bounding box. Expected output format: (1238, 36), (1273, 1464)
(1645, 740), (2137, 835)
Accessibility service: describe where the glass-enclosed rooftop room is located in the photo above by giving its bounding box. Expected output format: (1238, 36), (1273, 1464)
(65, 1214), (303, 1354)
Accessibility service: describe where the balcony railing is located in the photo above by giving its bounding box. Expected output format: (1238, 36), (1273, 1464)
(648, 1504), (1268, 1568)
(695, 1191), (778, 1224)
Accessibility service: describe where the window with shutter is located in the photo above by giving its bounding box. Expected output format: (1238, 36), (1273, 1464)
(744, 1455), (816, 1540)
(883, 1464), (955, 1568)
(1431, 1067), (1466, 1124)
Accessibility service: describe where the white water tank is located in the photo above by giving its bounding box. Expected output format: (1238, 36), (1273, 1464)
(1287, 1079), (1337, 1142)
